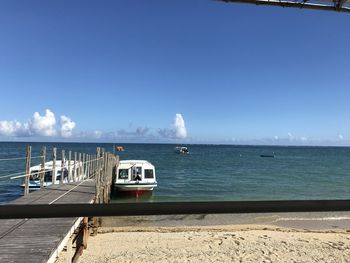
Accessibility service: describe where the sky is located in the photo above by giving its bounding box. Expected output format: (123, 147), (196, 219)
(0, 0), (349, 145)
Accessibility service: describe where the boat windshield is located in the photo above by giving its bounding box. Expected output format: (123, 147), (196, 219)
(118, 169), (129, 179)
(132, 167), (142, 181)
(144, 169), (154, 179)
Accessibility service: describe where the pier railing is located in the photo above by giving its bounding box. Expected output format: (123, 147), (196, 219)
(0, 145), (118, 203)
(1, 199), (350, 219)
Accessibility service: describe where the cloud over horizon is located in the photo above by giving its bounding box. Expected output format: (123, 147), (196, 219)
(60, 115), (76, 138)
(158, 113), (187, 139)
(0, 109), (76, 138)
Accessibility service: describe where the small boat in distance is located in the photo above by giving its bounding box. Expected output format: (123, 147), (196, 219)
(260, 152), (275, 158)
(114, 160), (157, 197)
(116, 146), (125, 152)
(174, 146), (189, 154)
(20, 160), (82, 189)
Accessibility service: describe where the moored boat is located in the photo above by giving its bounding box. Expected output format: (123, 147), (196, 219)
(114, 160), (157, 197)
(20, 160), (82, 189)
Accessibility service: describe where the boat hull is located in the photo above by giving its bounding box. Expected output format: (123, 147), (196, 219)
(114, 184), (156, 197)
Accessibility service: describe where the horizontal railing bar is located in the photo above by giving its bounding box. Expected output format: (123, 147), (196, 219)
(1, 200), (350, 219)
(220, 0), (350, 13)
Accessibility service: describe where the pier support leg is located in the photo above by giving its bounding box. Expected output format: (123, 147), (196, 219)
(66, 236), (73, 263)
(83, 217), (89, 249)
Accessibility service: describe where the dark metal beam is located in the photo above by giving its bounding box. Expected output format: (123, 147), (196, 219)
(220, 0), (350, 13)
(337, 0), (348, 9)
(1, 200), (350, 219)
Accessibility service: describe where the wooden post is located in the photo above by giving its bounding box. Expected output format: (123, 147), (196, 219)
(52, 147), (57, 185)
(82, 153), (86, 180)
(73, 152), (77, 182)
(83, 217), (89, 249)
(24, 145), (31, 196)
(104, 154), (109, 203)
(85, 155), (88, 179)
(68, 151), (72, 182)
(61, 149), (65, 184)
(40, 146), (46, 189)
(66, 235), (73, 263)
(95, 148), (101, 202)
(78, 153), (82, 181)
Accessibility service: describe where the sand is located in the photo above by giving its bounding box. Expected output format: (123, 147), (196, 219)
(56, 224), (350, 263)
(54, 213), (350, 262)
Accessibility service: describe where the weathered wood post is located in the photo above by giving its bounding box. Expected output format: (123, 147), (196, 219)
(52, 147), (57, 185)
(73, 152), (77, 182)
(95, 148), (101, 202)
(40, 146), (46, 189)
(24, 145), (31, 196)
(78, 153), (82, 181)
(100, 151), (105, 204)
(61, 149), (65, 184)
(83, 217), (89, 249)
(68, 151), (72, 182)
(85, 154), (88, 179)
(82, 153), (86, 180)
(90, 155), (94, 179)
(103, 153), (108, 204)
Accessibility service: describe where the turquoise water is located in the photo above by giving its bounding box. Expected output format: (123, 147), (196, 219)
(1, 142), (350, 203)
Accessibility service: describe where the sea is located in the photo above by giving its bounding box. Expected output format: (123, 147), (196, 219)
(1, 142), (350, 204)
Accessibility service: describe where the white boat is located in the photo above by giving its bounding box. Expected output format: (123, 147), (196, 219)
(20, 160), (83, 189)
(114, 160), (157, 197)
(174, 146), (189, 154)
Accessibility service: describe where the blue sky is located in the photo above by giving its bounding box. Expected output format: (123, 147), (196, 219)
(0, 1), (349, 145)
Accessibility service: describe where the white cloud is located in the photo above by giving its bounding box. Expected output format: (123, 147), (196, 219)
(158, 113), (188, 139)
(174, 113), (187, 139)
(60, 115), (76, 138)
(29, 109), (56, 136)
(94, 130), (102, 139)
(338, 134), (344, 140)
(274, 135), (279, 140)
(300, 136), (308, 142)
(0, 109), (76, 138)
(0, 121), (27, 136)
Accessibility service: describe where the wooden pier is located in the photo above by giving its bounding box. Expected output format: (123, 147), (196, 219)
(0, 146), (118, 263)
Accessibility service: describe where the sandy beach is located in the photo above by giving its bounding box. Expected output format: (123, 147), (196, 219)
(73, 225), (350, 263)
(55, 213), (350, 263)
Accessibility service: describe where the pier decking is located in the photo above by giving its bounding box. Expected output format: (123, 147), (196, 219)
(0, 181), (95, 263)
(0, 146), (117, 263)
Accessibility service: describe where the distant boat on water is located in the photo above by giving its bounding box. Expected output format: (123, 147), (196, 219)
(115, 146), (125, 152)
(174, 146), (189, 154)
(260, 153), (275, 158)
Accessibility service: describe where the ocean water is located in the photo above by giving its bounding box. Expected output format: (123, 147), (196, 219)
(1, 142), (350, 204)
